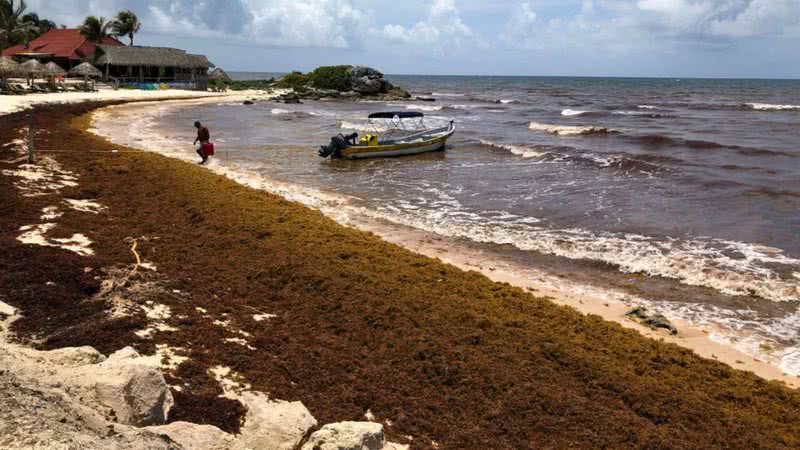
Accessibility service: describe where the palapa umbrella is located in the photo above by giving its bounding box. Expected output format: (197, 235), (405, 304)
(67, 62), (102, 79)
(20, 59), (45, 77)
(43, 61), (66, 76)
(0, 56), (20, 82)
(67, 62), (103, 91)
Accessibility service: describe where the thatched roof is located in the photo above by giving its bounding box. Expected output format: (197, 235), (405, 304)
(0, 56), (20, 76)
(19, 59), (44, 75)
(96, 45), (214, 69)
(43, 61), (66, 75)
(68, 62), (102, 78)
(209, 68), (232, 81)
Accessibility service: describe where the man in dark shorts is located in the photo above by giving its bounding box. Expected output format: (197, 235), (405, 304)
(193, 121), (211, 164)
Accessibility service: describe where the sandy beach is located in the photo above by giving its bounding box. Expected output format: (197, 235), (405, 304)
(2, 96), (800, 449)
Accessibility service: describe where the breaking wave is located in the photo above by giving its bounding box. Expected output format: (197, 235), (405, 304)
(529, 122), (620, 136)
(747, 103), (800, 111)
(360, 206), (800, 303)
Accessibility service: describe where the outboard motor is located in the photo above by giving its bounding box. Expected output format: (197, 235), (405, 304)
(319, 133), (358, 158)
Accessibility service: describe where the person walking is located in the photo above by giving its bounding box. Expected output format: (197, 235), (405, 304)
(193, 121), (211, 164)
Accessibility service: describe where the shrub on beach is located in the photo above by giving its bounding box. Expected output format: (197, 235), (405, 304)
(276, 72), (310, 90)
(307, 65), (353, 91)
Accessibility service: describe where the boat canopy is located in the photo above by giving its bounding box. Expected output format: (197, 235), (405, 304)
(368, 111), (424, 119)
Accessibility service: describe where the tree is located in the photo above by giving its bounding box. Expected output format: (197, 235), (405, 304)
(21, 12), (55, 41)
(79, 15), (111, 43)
(111, 10), (141, 46)
(0, 0), (37, 50)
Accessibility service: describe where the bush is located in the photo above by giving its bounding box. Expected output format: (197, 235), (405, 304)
(307, 65), (352, 91)
(226, 79), (275, 91)
(275, 72), (309, 90)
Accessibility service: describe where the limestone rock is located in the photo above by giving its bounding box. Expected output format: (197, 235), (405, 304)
(381, 444), (410, 450)
(301, 421), (385, 450)
(78, 347), (174, 427)
(351, 66), (383, 79)
(236, 392), (317, 450)
(352, 77), (383, 95)
(44, 346), (106, 367)
(142, 421), (235, 450)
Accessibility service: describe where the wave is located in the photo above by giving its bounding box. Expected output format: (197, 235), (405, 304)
(747, 103), (800, 111)
(271, 108), (289, 115)
(529, 122), (620, 136)
(628, 134), (795, 158)
(431, 92), (465, 97)
(561, 109), (589, 117)
(479, 140), (672, 175)
(361, 206), (800, 303)
(404, 104), (444, 112)
(479, 140), (549, 158)
(638, 105), (657, 110)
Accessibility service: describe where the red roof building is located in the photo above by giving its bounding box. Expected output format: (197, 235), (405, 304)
(1, 29), (124, 68)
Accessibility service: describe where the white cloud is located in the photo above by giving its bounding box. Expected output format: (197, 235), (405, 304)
(377, 0), (475, 48)
(502, 0), (800, 53)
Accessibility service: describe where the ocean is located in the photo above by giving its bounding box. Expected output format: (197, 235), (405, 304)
(96, 75), (800, 374)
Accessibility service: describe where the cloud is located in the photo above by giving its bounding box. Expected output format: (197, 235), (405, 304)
(501, 0), (800, 53)
(377, 0), (475, 48)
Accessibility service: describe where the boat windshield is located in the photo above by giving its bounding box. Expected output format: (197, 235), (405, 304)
(367, 112), (429, 140)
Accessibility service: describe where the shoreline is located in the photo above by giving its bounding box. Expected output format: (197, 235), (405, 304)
(3, 100), (800, 448)
(89, 97), (800, 389)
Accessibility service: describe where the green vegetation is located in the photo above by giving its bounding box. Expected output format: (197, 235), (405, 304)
(307, 65), (352, 91)
(275, 72), (309, 90)
(111, 10), (141, 46)
(78, 15), (112, 43)
(227, 78), (274, 91)
(0, 0), (54, 50)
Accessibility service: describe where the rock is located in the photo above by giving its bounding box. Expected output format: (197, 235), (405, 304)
(94, 364), (173, 426)
(236, 392), (317, 450)
(351, 65), (383, 79)
(44, 346), (105, 367)
(381, 444), (410, 450)
(83, 347), (173, 427)
(142, 422), (234, 450)
(301, 421), (385, 450)
(243, 100), (254, 105)
(626, 307), (678, 335)
(352, 77), (383, 95)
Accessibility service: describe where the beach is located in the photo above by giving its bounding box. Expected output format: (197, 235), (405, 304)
(2, 90), (800, 449)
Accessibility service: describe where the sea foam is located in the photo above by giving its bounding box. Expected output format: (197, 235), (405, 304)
(529, 122), (619, 136)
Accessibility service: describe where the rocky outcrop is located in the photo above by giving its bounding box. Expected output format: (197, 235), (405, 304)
(301, 422), (409, 450)
(235, 392), (318, 450)
(626, 306), (678, 335)
(274, 65), (411, 102)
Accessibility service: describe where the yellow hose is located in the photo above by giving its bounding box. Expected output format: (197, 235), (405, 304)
(130, 239), (141, 269)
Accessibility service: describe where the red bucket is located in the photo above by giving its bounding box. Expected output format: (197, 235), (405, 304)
(202, 142), (215, 156)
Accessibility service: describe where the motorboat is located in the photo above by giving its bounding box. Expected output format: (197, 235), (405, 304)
(319, 111), (455, 159)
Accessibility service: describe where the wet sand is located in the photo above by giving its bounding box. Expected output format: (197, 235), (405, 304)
(3, 101), (800, 449)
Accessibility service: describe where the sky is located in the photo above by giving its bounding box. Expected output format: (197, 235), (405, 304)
(24, 0), (800, 78)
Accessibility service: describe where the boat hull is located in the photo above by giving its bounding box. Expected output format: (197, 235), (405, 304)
(339, 125), (455, 160)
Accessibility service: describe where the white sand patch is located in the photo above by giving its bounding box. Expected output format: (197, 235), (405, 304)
(195, 307), (208, 313)
(209, 366), (252, 398)
(41, 206), (62, 220)
(364, 409), (375, 421)
(64, 199), (107, 214)
(139, 262), (157, 271)
(141, 302), (171, 320)
(17, 223), (94, 256)
(225, 337), (256, 350)
(213, 319), (231, 328)
(137, 344), (188, 371)
(1, 159), (79, 197)
(253, 313), (277, 322)
(0, 300), (16, 317)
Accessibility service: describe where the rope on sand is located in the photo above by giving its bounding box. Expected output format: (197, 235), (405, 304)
(129, 239), (141, 272)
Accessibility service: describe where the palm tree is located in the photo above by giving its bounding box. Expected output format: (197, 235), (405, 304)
(22, 12), (56, 37)
(111, 10), (141, 46)
(0, 0), (37, 50)
(79, 16), (111, 43)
